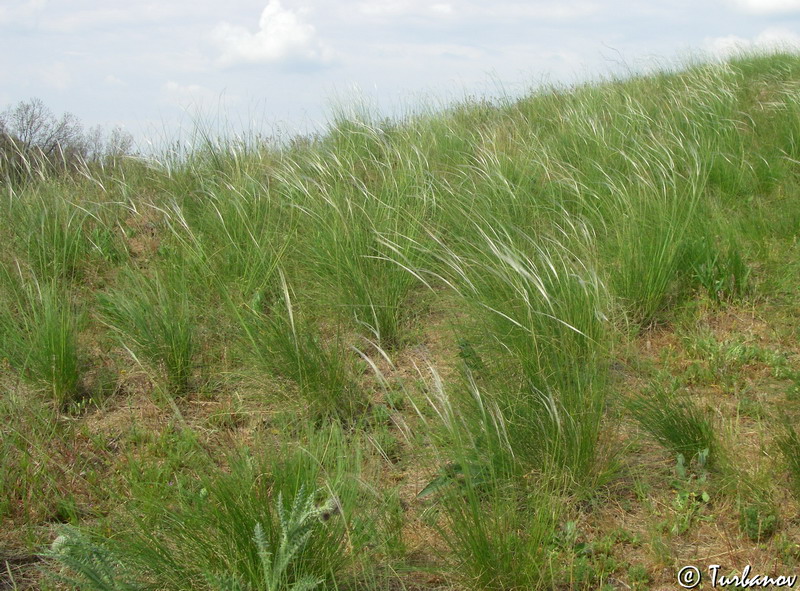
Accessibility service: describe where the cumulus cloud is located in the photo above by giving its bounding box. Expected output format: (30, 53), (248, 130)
(705, 27), (800, 58)
(724, 0), (800, 14)
(212, 1), (331, 66)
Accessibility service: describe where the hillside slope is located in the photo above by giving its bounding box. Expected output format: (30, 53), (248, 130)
(2, 52), (800, 590)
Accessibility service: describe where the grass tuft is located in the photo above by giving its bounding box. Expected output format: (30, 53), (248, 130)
(628, 385), (720, 468)
(99, 266), (195, 396)
(0, 266), (84, 406)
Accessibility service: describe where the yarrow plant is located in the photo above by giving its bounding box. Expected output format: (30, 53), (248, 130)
(207, 486), (337, 591)
(46, 486), (339, 591)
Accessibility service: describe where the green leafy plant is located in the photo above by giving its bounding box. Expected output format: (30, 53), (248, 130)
(689, 239), (751, 302)
(45, 424), (371, 591)
(206, 487), (333, 591)
(739, 499), (778, 542)
(46, 488), (335, 591)
(45, 527), (143, 591)
(736, 475), (779, 543)
(627, 563), (651, 590)
(670, 453), (712, 535)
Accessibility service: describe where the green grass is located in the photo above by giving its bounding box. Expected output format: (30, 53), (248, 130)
(427, 216), (611, 485)
(776, 422), (800, 501)
(45, 423), (383, 591)
(285, 131), (432, 349)
(169, 176), (290, 306)
(0, 393), (79, 524)
(3, 189), (91, 282)
(2, 50), (800, 591)
(0, 267), (84, 406)
(240, 277), (368, 422)
(441, 478), (561, 590)
(628, 385), (720, 468)
(98, 265), (196, 396)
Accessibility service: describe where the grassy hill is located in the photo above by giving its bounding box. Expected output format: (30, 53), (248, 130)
(2, 51), (800, 590)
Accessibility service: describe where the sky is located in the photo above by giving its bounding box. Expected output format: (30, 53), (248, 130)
(2, 0), (800, 149)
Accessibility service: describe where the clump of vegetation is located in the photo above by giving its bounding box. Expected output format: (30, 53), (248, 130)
(45, 425), (377, 591)
(739, 498), (779, 542)
(2, 51), (800, 590)
(47, 486), (337, 591)
(240, 277), (369, 422)
(99, 266), (196, 396)
(0, 267), (84, 406)
(0, 97), (133, 185)
(628, 386), (720, 468)
(776, 422), (800, 500)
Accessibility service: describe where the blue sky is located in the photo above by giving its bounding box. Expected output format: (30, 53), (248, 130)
(2, 0), (800, 147)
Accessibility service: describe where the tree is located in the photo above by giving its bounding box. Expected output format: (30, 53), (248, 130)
(0, 98), (134, 185)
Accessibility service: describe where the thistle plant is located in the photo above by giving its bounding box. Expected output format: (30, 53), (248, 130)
(255, 488), (330, 591)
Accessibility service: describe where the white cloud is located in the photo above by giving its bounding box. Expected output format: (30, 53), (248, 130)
(162, 81), (215, 106)
(725, 0), (800, 14)
(40, 61), (71, 90)
(356, 0), (596, 20)
(104, 75), (126, 86)
(212, 1), (330, 66)
(0, 0), (46, 26)
(705, 27), (800, 57)
(374, 42), (485, 60)
(430, 3), (454, 15)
